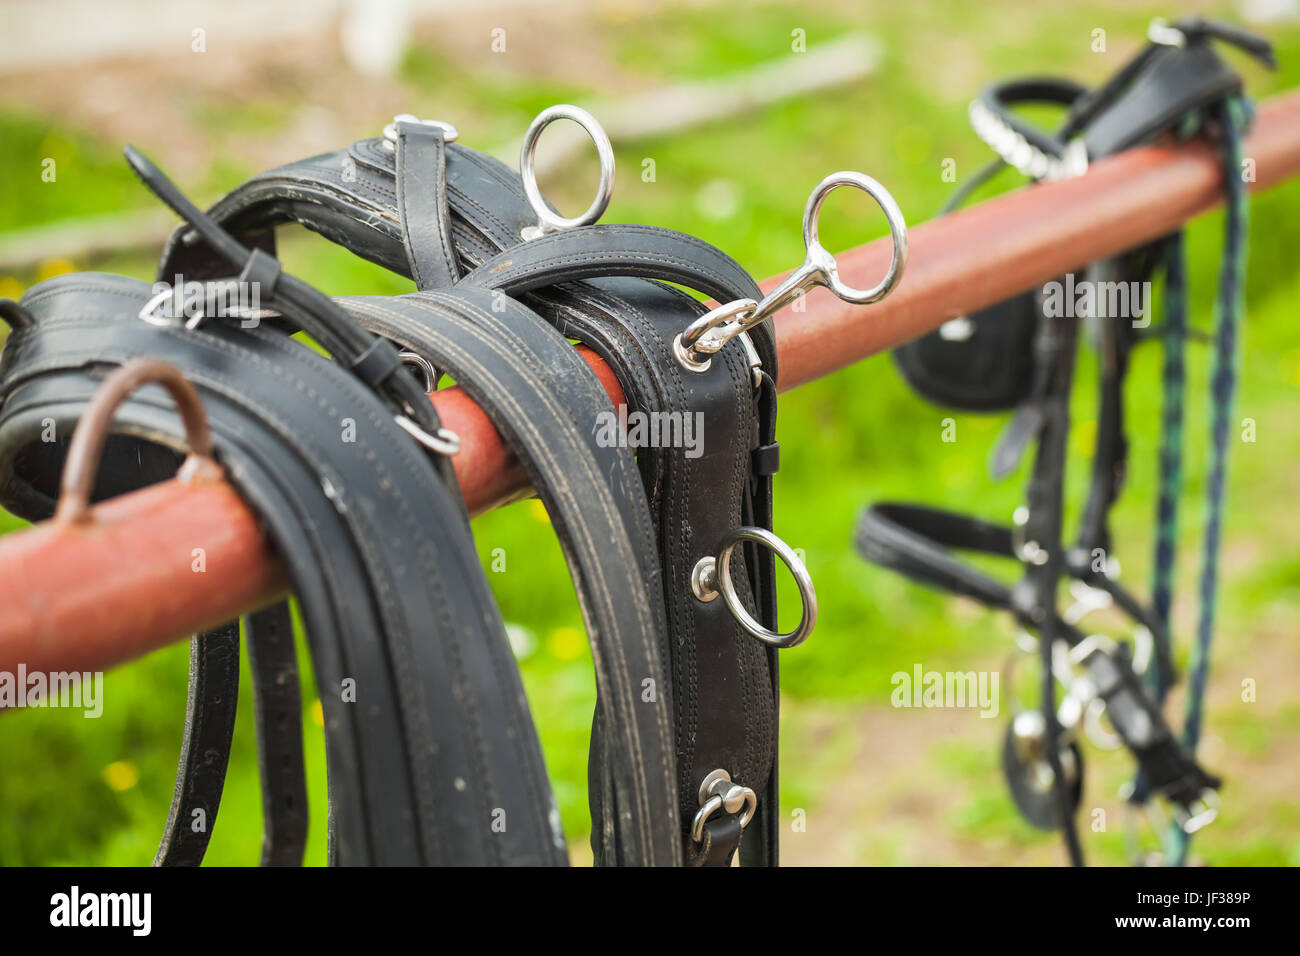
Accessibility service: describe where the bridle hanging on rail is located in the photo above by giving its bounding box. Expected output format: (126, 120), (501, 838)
(857, 16), (1273, 866)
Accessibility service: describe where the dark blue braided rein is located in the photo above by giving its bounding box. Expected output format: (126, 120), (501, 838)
(1166, 95), (1251, 865)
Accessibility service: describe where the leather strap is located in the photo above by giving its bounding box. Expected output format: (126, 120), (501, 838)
(462, 251), (777, 866)
(456, 223), (762, 306)
(686, 816), (743, 868)
(245, 603), (308, 867)
(340, 287), (683, 865)
(153, 623), (239, 866)
(395, 122), (460, 289)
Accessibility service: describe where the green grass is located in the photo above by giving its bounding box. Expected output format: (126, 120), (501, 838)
(0, 0), (1298, 865)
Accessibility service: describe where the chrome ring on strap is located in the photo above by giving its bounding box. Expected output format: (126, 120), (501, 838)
(690, 526), (817, 648)
(519, 104), (615, 239)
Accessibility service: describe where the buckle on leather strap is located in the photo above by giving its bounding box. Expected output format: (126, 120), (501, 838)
(382, 114), (460, 150)
(690, 769), (757, 843)
(1174, 789), (1220, 834)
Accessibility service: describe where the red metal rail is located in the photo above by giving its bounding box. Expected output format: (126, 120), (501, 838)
(3, 90), (1300, 677)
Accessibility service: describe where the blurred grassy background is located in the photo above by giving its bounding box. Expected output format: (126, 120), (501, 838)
(0, 0), (1297, 865)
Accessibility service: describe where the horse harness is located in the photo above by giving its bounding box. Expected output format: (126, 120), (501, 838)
(857, 18), (1272, 865)
(0, 106), (907, 865)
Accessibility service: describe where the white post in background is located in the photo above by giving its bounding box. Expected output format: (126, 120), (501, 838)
(339, 0), (413, 78)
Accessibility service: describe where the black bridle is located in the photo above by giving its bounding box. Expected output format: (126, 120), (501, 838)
(859, 17), (1272, 865)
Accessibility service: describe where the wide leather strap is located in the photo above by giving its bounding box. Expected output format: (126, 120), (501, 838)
(456, 223), (762, 306)
(245, 603), (309, 867)
(461, 242), (779, 866)
(156, 137), (534, 281)
(339, 287), (682, 865)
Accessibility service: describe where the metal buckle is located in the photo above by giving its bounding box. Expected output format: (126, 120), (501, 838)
(690, 525), (817, 648)
(1174, 789), (1220, 834)
(394, 414), (460, 456)
(1147, 17), (1187, 48)
(518, 104), (615, 240)
(398, 350), (439, 393)
(138, 287), (204, 330)
(1011, 505), (1049, 566)
(381, 114), (460, 151)
(674, 170), (907, 370)
(690, 769), (757, 843)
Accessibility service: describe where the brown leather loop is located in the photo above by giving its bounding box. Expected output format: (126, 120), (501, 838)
(55, 358), (217, 525)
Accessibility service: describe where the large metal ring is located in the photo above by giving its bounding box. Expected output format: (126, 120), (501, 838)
(801, 170), (908, 305)
(519, 104), (615, 238)
(690, 526), (817, 648)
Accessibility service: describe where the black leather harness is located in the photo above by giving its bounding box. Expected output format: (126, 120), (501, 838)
(0, 103), (868, 865)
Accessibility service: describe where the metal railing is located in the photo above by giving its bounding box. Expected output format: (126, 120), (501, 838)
(2, 89), (1299, 679)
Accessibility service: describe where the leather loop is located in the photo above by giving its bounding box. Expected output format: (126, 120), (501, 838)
(457, 223), (761, 305)
(685, 815), (743, 867)
(349, 337), (402, 390)
(238, 247), (282, 297)
(395, 122), (461, 289)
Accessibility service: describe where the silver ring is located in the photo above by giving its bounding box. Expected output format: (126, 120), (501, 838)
(692, 526), (817, 648)
(519, 104), (615, 237)
(671, 170), (907, 367)
(802, 170), (907, 305)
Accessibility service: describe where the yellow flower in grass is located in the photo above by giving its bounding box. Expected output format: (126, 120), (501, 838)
(36, 258), (76, 283)
(102, 760), (139, 792)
